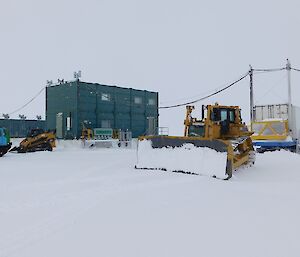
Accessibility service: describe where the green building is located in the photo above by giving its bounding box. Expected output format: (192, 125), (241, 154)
(0, 119), (46, 138)
(46, 80), (159, 138)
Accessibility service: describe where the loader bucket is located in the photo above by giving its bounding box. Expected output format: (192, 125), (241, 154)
(135, 136), (232, 179)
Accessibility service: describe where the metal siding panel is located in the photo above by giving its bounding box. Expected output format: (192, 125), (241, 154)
(78, 84), (97, 134)
(114, 88), (131, 113)
(131, 89), (145, 115)
(97, 101), (114, 113)
(115, 113), (131, 130)
(46, 82), (78, 138)
(131, 114), (146, 137)
(0, 119), (46, 137)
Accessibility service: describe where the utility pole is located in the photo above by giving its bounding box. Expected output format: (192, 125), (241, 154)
(249, 65), (254, 130)
(286, 59), (293, 138)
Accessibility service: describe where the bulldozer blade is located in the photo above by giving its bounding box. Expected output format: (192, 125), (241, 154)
(135, 136), (231, 179)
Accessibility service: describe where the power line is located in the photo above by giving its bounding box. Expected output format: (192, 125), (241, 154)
(253, 65), (300, 73)
(252, 67), (286, 73)
(159, 87), (214, 106)
(159, 74), (250, 106)
(4, 64), (298, 115)
(159, 71), (250, 109)
(8, 87), (45, 115)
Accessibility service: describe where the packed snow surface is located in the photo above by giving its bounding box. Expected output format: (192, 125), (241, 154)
(1, 142), (300, 257)
(137, 140), (228, 179)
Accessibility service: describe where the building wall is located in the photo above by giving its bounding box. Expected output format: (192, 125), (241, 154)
(46, 82), (78, 138)
(46, 80), (159, 138)
(0, 119), (46, 138)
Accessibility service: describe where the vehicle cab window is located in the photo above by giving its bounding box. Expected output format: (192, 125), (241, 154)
(229, 110), (235, 123)
(220, 109), (227, 121)
(211, 108), (236, 123)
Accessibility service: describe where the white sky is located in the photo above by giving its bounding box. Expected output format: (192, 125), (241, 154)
(1, 0), (300, 135)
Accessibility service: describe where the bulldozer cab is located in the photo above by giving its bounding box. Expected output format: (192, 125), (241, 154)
(210, 107), (236, 123)
(209, 106), (239, 136)
(185, 104), (249, 139)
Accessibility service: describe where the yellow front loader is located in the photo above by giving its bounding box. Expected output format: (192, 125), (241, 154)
(136, 104), (255, 179)
(10, 129), (56, 153)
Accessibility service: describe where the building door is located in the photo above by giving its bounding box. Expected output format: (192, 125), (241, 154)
(56, 113), (63, 139)
(147, 117), (156, 135)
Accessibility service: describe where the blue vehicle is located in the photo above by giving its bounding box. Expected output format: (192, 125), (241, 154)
(253, 139), (297, 153)
(0, 128), (12, 157)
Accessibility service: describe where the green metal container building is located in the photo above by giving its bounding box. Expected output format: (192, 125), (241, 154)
(46, 80), (159, 138)
(0, 119), (46, 138)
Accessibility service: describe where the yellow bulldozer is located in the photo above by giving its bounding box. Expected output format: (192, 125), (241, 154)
(135, 103), (255, 179)
(10, 129), (56, 153)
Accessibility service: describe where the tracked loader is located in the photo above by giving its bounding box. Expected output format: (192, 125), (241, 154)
(10, 129), (56, 153)
(135, 104), (255, 179)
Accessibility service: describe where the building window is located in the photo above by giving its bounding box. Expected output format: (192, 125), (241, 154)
(66, 117), (71, 131)
(101, 120), (111, 128)
(134, 96), (142, 104)
(101, 93), (111, 101)
(148, 98), (155, 105)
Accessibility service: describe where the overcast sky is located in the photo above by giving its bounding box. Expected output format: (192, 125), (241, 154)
(1, 0), (300, 135)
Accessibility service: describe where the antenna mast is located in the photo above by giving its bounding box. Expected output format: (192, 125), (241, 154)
(286, 59), (293, 138)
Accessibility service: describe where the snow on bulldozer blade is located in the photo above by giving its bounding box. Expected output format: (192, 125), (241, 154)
(135, 138), (229, 179)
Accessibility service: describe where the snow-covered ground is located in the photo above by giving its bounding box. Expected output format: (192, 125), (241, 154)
(1, 143), (300, 257)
